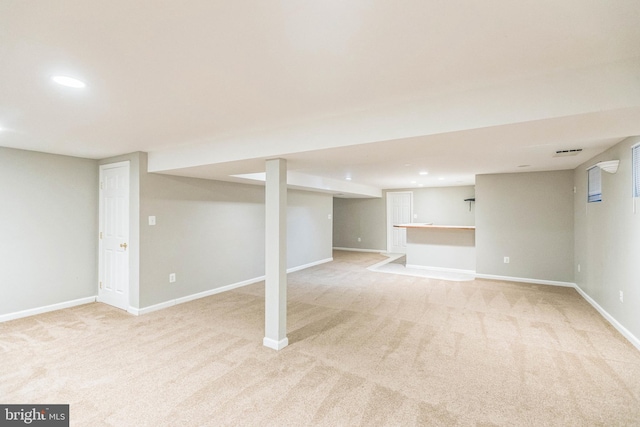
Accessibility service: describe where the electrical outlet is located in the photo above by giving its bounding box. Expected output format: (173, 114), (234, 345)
(357, 237), (362, 242)
(148, 216), (156, 226)
(578, 264), (581, 273)
(169, 273), (176, 283)
(620, 291), (624, 303)
(504, 257), (510, 264)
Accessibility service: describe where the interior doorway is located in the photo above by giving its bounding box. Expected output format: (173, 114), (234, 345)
(386, 191), (413, 254)
(98, 161), (130, 310)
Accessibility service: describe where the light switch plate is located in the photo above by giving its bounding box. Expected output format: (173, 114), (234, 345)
(149, 216), (156, 226)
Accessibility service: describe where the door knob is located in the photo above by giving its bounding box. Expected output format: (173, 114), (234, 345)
(120, 242), (128, 250)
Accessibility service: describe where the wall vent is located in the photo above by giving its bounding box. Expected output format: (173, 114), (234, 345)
(554, 149), (583, 157)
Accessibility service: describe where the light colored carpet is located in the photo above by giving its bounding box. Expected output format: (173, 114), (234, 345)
(1, 250), (639, 426)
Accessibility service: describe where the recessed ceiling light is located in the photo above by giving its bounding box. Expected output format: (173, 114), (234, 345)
(419, 171), (428, 176)
(51, 75), (86, 88)
(345, 176), (352, 181)
(410, 181), (417, 184)
(438, 177), (445, 180)
(419, 184), (424, 187)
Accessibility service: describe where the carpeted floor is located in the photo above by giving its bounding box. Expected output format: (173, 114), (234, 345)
(1, 250), (639, 426)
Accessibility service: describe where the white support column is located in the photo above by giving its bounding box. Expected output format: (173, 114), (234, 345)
(263, 158), (288, 350)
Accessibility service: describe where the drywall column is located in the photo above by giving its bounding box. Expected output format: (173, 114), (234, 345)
(263, 158), (288, 350)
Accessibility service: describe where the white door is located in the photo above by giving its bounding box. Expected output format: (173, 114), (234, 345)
(98, 161), (130, 310)
(387, 192), (413, 254)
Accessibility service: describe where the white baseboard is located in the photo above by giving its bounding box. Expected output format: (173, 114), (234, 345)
(134, 258), (334, 316)
(263, 337), (289, 350)
(287, 257), (333, 273)
(406, 264), (476, 276)
(127, 306), (141, 316)
(475, 273), (575, 288)
(573, 284), (640, 352)
(333, 247), (386, 253)
(0, 296), (97, 323)
(366, 253), (406, 270)
(135, 276), (266, 316)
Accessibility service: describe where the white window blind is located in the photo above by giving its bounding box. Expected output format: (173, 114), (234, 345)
(633, 144), (640, 198)
(588, 166), (602, 203)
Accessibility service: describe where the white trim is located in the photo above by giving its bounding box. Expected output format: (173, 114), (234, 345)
(333, 247), (386, 253)
(574, 284), (640, 352)
(127, 306), (141, 316)
(386, 191), (413, 254)
(0, 296), (96, 323)
(263, 337), (289, 350)
(134, 301), (175, 316)
(100, 160), (130, 170)
(475, 273), (575, 288)
(135, 275), (266, 316)
(406, 264), (476, 276)
(99, 160), (131, 311)
(632, 142), (640, 202)
(366, 253), (406, 270)
(287, 257), (333, 273)
(132, 259), (334, 316)
(176, 275), (267, 305)
(367, 254), (476, 281)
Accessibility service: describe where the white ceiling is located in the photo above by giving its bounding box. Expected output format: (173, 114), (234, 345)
(2, 1), (640, 196)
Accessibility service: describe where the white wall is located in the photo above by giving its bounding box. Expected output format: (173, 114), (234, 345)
(574, 136), (640, 343)
(475, 171), (574, 283)
(411, 186), (475, 226)
(287, 190), (333, 269)
(138, 153), (333, 309)
(139, 172), (265, 308)
(333, 197), (387, 251)
(1, 149), (334, 318)
(0, 148), (98, 316)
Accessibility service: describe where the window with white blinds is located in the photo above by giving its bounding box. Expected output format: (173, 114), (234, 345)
(587, 166), (602, 203)
(633, 144), (640, 198)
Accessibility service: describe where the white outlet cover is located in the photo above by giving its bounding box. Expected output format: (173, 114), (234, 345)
(149, 216), (156, 225)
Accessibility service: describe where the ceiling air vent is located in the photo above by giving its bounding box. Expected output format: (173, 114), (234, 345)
(554, 149), (583, 157)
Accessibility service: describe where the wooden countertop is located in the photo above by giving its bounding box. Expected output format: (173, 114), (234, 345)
(394, 223), (476, 230)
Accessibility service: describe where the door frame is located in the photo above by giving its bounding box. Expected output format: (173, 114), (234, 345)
(98, 160), (131, 310)
(386, 191), (413, 253)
